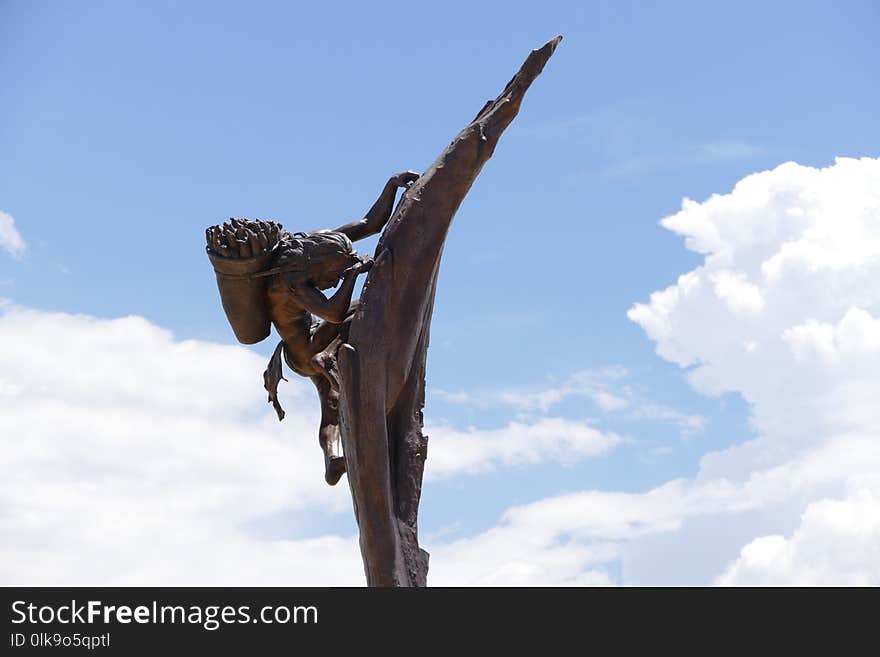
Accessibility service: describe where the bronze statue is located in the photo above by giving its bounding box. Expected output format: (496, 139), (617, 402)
(206, 171), (419, 485)
(206, 37), (561, 586)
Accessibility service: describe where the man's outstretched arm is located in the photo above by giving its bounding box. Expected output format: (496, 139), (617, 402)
(334, 171), (419, 242)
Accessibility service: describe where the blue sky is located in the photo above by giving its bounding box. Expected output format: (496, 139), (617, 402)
(2, 1), (879, 585)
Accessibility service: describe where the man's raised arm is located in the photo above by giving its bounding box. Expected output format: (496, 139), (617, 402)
(334, 171), (419, 242)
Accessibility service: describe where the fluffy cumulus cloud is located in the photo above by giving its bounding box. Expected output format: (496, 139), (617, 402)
(629, 157), (880, 445)
(717, 487), (880, 586)
(0, 210), (26, 258)
(624, 157), (880, 583)
(0, 303), (623, 585)
(0, 303), (366, 585)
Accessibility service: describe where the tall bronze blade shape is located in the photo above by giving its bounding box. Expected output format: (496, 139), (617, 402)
(337, 36), (563, 586)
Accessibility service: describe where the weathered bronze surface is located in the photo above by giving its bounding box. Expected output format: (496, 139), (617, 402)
(206, 36), (561, 586)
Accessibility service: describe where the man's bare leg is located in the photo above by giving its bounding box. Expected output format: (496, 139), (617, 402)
(312, 375), (346, 485)
(309, 303), (358, 391)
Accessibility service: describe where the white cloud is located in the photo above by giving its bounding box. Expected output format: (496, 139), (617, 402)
(622, 157), (880, 583)
(782, 307), (880, 366)
(0, 303), (363, 585)
(431, 388), (473, 405)
(426, 417), (621, 479)
(631, 403), (705, 435)
(717, 487), (880, 586)
(427, 478), (740, 586)
(629, 157), (880, 442)
(433, 367), (703, 439)
(470, 366), (631, 414)
(428, 427), (880, 585)
(0, 210), (26, 258)
(711, 270), (765, 314)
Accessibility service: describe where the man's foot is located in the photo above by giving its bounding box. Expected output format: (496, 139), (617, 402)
(325, 456), (346, 486)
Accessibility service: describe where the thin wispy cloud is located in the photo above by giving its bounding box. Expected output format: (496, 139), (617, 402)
(0, 210), (26, 258)
(431, 366), (705, 437)
(632, 403), (706, 436)
(515, 111), (608, 139)
(600, 139), (767, 178)
(518, 109), (766, 180)
(432, 366), (629, 413)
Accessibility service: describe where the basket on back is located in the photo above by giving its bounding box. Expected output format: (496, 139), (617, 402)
(205, 219), (282, 345)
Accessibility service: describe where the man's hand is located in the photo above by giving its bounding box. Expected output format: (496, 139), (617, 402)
(343, 255), (374, 277)
(390, 171), (420, 188)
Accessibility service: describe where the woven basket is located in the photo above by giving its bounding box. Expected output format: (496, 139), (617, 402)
(207, 243), (278, 344)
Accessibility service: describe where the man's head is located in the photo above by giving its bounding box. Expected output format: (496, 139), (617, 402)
(300, 230), (359, 290)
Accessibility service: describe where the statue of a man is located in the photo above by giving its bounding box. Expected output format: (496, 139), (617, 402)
(206, 170), (419, 485)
